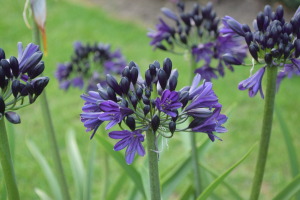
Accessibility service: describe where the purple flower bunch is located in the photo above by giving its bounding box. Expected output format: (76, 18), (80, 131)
(222, 5), (300, 98)
(80, 57), (227, 164)
(147, 1), (247, 81)
(0, 43), (49, 124)
(55, 41), (127, 92)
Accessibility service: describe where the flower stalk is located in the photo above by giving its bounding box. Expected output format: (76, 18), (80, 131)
(250, 64), (278, 200)
(0, 118), (20, 200)
(146, 129), (161, 200)
(32, 17), (71, 200)
(189, 54), (202, 196)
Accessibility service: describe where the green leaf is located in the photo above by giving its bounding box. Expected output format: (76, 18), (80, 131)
(94, 134), (145, 197)
(26, 140), (63, 200)
(84, 140), (96, 200)
(273, 174), (300, 200)
(35, 188), (52, 200)
(66, 129), (86, 200)
(140, 157), (151, 200)
(106, 172), (127, 200)
(178, 184), (194, 200)
(196, 143), (257, 200)
(199, 162), (243, 200)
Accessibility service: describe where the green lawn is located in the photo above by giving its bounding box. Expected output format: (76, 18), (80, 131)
(0, 0), (300, 199)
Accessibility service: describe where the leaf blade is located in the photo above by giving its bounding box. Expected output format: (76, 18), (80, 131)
(273, 174), (300, 200)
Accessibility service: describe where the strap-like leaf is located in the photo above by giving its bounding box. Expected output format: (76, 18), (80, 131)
(94, 134), (146, 197)
(196, 143), (257, 200)
(26, 140), (63, 200)
(273, 174), (300, 200)
(66, 129), (85, 200)
(35, 188), (53, 200)
(84, 140), (97, 200)
(106, 172), (127, 200)
(178, 184), (194, 200)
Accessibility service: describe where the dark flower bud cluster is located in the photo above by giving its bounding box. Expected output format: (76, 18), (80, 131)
(221, 5), (300, 98)
(80, 57), (227, 164)
(0, 43), (49, 124)
(55, 41), (127, 92)
(148, 1), (247, 81)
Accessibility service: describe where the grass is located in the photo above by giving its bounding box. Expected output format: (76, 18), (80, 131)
(0, 0), (300, 199)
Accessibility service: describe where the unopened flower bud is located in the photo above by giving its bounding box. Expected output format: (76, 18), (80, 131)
(278, 43), (285, 54)
(242, 24), (251, 33)
(163, 57), (172, 79)
(193, 15), (203, 27)
(145, 69), (152, 87)
(22, 51), (43, 73)
(151, 114), (160, 132)
(180, 35), (187, 44)
(276, 5), (284, 20)
(227, 19), (245, 37)
(151, 99), (156, 109)
(267, 38), (274, 48)
(126, 116), (136, 131)
(145, 89), (151, 98)
(0, 59), (11, 78)
(106, 74), (122, 96)
(172, 109), (179, 121)
(142, 96), (150, 105)
(156, 43), (167, 51)
(128, 61), (136, 70)
(283, 33), (289, 44)
(294, 39), (300, 58)
(169, 121), (176, 134)
(188, 117), (206, 128)
(120, 77), (130, 95)
(149, 64), (156, 76)
(0, 68), (5, 89)
(257, 12), (265, 31)
(179, 91), (189, 108)
(120, 98), (128, 108)
(249, 44), (258, 61)
(143, 105), (150, 116)
(284, 46), (291, 59)
(169, 75), (177, 91)
(271, 12), (277, 21)
(264, 53), (273, 65)
(26, 82), (34, 96)
(5, 111), (21, 124)
(131, 95), (138, 109)
(28, 61), (45, 79)
(12, 80), (20, 98)
(122, 67), (131, 82)
(0, 96), (5, 115)
(245, 32), (253, 46)
(222, 53), (242, 65)
(107, 86), (117, 102)
(0, 48), (5, 60)
(136, 87), (143, 100)
(271, 48), (280, 58)
(153, 60), (160, 69)
(180, 13), (191, 26)
(264, 5), (272, 18)
(158, 69), (167, 90)
(284, 23), (293, 35)
(290, 18), (299, 34)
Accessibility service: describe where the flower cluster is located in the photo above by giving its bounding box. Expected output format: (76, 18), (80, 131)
(55, 41), (127, 92)
(222, 5), (300, 98)
(147, 1), (247, 81)
(80, 57), (227, 164)
(0, 43), (49, 124)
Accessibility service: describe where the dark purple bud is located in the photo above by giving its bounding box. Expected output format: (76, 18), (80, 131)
(193, 3), (199, 15)
(153, 60), (160, 69)
(120, 77), (130, 95)
(169, 121), (176, 134)
(210, 10), (216, 20)
(130, 67), (138, 85)
(277, 25), (282, 34)
(172, 109), (179, 121)
(22, 51), (43, 73)
(126, 116), (136, 131)
(128, 61), (136, 70)
(263, 16), (270, 31)
(161, 7), (179, 21)
(227, 19), (245, 37)
(11, 80), (20, 98)
(257, 12), (265, 31)
(206, 2), (213, 13)
(242, 24), (251, 33)
(0, 59), (11, 78)
(0, 48), (5, 60)
(120, 99), (128, 108)
(122, 67), (131, 82)
(222, 53), (242, 65)
(264, 53), (273, 65)
(194, 15), (203, 27)
(294, 39), (300, 58)
(276, 5), (284, 20)
(297, 28), (300, 38)
(28, 61), (45, 79)
(131, 95), (138, 109)
(264, 5), (272, 18)
(106, 74), (122, 96)
(107, 86), (117, 102)
(32, 76), (49, 97)
(0, 68), (5, 89)
(253, 31), (260, 43)
(169, 75), (177, 91)
(185, 26), (191, 35)
(271, 48), (280, 58)
(290, 18), (299, 34)
(285, 23), (293, 35)
(151, 114), (160, 132)
(267, 38), (274, 48)
(5, 111), (21, 124)
(260, 34), (266, 46)
(177, 1), (184, 12)
(136, 87), (143, 100)
(156, 43), (167, 51)
(158, 69), (167, 90)
(180, 13), (191, 26)
(145, 69), (152, 87)
(98, 87), (109, 100)
(188, 117), (206, 129)
(179, 91), (189, 108)
(253, 43), (260, 52)
(180, 35), (187, 44)
(145, 89), (151, 98)
(245, 32), (253, 46)
(163, 57), (172, 79)
(151, 99), (156, 109)
(149, 64), (156, 76)
(19, 82), (25, 93)
(143, 105), (150, 116)
(249, 44), (258, 61)
(26, 82), (34, 96)
(271, 26), (278, 42)
(0, 96), (5, 115)
(271, 12), (277, 21)
(283, 33), (289, 44)
(281, 17), (285, 25)
(142, 96), (150, 105)
(284, 46), (291, 59)
(278, 43), (285, 54)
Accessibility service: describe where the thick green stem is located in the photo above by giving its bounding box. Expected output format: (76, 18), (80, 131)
(32, 17), (70, 200)
(189, 54), (201, 196)
(249, 65), (277, 200)
(0, 119), (20, 200)
(146, 130), (161, 200)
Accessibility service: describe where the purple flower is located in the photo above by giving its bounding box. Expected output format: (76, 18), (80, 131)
(161, 7), (179, 21)
(109, 129), (145, 165)
(72, 77), (84, 89)
(195, 64), (218, 82)
(17, 42), (40, 71)
(192, 43), (214, 64)
(55, 63), (69, 82)
(98, 100), (134, 130)
(59, 80), (72, 91)
(277, 61), (300, 92)
(220, 16), (243, 36)
(238, 66), (266, 99)
(156, 89), (182, 117)
(147, 18), (172, 46)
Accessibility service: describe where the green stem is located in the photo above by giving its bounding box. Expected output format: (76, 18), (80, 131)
(0, 119), (20, 200)
(249, 65), (277, 200)
(189, 54), (201, 197)
(146, 130), (161, 200)
(32, 17), (70, 200)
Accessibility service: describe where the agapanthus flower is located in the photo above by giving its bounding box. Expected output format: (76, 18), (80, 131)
(55, 41), (127, 92)
(0, 43), (49, 124)
(221, 5), (300, 98)
(147, 1), (247, 79)
(80, 57), (227, 164)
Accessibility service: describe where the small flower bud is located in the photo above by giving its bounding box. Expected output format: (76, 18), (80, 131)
(271, 12), (277, 21)
(278, 43), (285, 54)
(106, 74), (122, 96)
(172, 109), (179, 121)
(0, 59), (11, 78)
(142, 96), (150, 105)
(294, 39), (300, 58)
(153, 60), (160, 69)
(126, 116), (136, 131)
(264, 53), (273, 65)
(151, 114), (160, 132)
(5, 111), (21, 124)
(249, 44), (258, 61)
(245, 32), (253, 46)
(156, 43), (167, 51)
(149, 64), (156, 76)
(271, 26), (278, 40)
(163, 57), (172, 79)
(227, 19), (245, 37)
(0, 68), (5, 89)
(0, 48), (5, 60)
(145, 69), (152, 87)
(276, 5), (284, 20)
(267, 38), (274, 49)
(128, 61), (136, 70)
(283, 33), (289, 44)
(107, 86), (117, 102)
(169, 121), (176, 134)
(179, 91), (189, 108)
(0, 96), (5, 115)
(290, 18), (299, 34)
(131, 94), (138, 109)
(12, 80), (20, 98)
(120, 77), (130, 95)
(151, 99), (156, 109)
(28, 61), (45, 79)
(145, 89), (151, 98)
(194, 15), (203, 27)
(158, 69), (167, 90)
(242, 24), (251, 33)
(271, 48), (281, 58)
(188, 117), (206, 129)
(122, 67), (131, 82)
(22, 51), (43, 73)
(284, 46), (291, 59)
(143, 105), (150, 116)
(180, 35), (187, 44)
(257, 12), (265, 31)
(169, 75), (177, 91)
(284, 23), (293, 35)
(26, 82), (34, 96)
(136, 87), (143, 100)
(264, 5), (272, 18)
(180, 13), (191, 26)
(130, 67), (138, 85)
(193, 3), (199, 15)
(120, 98), (128, 108)
(222, 53), (242, 65)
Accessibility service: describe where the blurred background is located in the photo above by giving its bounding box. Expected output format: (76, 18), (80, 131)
(0, 0), (299, 199)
